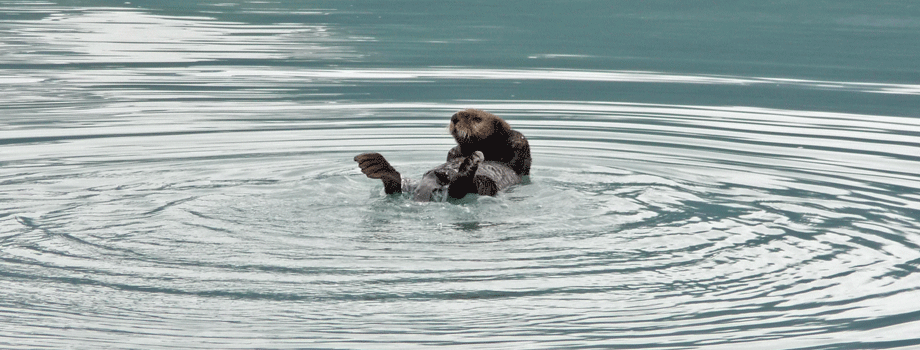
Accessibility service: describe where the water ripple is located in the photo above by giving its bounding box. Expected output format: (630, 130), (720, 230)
(5, 98), (920, 347)
(1, 9), (360, 64)
(2, 4), (920, 349)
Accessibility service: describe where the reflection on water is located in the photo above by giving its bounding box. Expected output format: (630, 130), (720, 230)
(1, 9), (359, 64)
(2, 3), (920, 350)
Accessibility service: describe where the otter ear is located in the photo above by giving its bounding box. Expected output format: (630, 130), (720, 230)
(494, 118), (509, 133)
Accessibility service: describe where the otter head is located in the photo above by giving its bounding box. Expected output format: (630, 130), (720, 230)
(449, 109), (510, 146)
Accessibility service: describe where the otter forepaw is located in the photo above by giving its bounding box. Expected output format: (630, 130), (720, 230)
(471, 151), (484, 164)
(458, 151), (484, 177)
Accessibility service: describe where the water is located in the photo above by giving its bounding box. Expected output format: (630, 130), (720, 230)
(2, 1), (920, 349)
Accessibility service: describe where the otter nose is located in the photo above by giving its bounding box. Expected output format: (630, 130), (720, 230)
(450, 113), (460, 124)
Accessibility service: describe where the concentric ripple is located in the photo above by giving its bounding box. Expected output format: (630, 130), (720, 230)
(2, 3), (920, 350)
(3, 100), (920, 348)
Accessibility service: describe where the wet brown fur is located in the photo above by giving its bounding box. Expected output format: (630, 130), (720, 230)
(450, 109), (510, 146)
(355, 109), (530, 200)
(447, 109), (531, 176)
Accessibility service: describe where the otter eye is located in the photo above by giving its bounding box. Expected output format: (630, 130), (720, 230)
(472, 116), (482, 123)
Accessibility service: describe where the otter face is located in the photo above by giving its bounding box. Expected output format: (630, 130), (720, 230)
(449, 109), (498, 145)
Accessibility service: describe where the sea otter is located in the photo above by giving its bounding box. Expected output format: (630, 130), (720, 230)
(355, 109), (531, 201)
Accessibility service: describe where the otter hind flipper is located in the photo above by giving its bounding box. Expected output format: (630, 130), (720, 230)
(354, 153), (402, 194)
(354, 152), (398, 179)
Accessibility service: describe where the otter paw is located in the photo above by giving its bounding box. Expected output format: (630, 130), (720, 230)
(433, 168), (456, 185)
(458, 152), (483, 177)
(471, 151), (484, 164)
